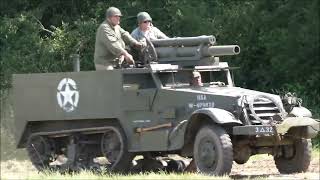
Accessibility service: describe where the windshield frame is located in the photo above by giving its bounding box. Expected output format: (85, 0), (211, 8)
(154, 68), (236, 89)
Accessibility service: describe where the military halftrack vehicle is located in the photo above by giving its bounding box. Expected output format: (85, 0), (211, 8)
(13, 35), (319, 175)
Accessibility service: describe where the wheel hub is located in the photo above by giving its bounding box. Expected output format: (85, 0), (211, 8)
(199, 139), (216, 168)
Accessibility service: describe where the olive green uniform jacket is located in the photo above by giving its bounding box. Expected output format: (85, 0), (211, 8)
(94, 21), (138, 66)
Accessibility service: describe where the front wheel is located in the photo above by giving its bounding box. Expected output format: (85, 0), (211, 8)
(274, 139), (311, 174)
(193, 125), (233, 175)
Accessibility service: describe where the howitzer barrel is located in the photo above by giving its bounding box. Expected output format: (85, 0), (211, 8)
(151, 35), (216, 47)
(156, 47), (199, 58)
(155, 45), (240, 58)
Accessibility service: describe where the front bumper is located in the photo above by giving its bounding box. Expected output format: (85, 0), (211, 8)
(233, 117), (320, 139)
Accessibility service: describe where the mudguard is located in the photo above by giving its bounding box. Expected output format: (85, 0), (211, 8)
(190, 108), (242, 125)
(276, 117), (320, 135)
(289, 106), (312, 117)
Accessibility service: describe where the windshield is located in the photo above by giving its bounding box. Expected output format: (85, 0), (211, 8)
(158, 69), (231, 88)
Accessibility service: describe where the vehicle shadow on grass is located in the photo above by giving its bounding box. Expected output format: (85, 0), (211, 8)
(230, 174), (276, 180)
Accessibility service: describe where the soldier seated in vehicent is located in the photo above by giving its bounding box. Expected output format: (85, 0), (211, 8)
(190, 71), (203, 87)
(94, 7), (144, 70)
(131, 12), (168, 42)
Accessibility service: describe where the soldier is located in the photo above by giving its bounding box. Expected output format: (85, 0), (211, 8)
(190, 71), (203, 87)
(131, 12), (168, 42)
(94, 7), (144, 70)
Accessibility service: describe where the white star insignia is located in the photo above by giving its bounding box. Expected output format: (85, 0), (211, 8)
(57, 78), (79, 112)
(59, 83), (76, 106)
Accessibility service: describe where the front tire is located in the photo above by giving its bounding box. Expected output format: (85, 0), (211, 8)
(274, 139), (311, 174)
(193, 125), (233, 175)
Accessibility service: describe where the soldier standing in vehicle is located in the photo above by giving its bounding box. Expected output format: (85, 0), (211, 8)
(131, 12), (168, 42)
(94, 7), (144, 70)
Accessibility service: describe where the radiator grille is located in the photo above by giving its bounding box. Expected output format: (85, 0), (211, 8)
(245, 97), (281, 124)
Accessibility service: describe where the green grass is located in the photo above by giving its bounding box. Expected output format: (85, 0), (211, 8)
(246, 154), (267, 161)
(1, 167), (231, 180)
(2, 149), (319, 180)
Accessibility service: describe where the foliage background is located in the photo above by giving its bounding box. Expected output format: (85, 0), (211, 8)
(0, 0), (319, 160)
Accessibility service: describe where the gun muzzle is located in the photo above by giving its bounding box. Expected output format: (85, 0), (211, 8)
(202, 45), (240, 56)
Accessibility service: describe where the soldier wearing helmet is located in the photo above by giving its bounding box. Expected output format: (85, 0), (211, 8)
(131, 12), (168, 42)
(94, 7), (144, 70)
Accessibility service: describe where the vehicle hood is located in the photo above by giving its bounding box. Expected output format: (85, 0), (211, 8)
(169, 86), (282, 103)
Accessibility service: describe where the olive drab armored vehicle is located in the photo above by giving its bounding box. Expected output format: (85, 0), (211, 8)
(13, 35), (319, 175)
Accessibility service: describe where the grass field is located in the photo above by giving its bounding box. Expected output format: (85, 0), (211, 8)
(1, 150), (319, 180)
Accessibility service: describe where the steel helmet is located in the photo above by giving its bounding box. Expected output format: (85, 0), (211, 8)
(106, 7), (122, 17)
(137, 12), (152, 23)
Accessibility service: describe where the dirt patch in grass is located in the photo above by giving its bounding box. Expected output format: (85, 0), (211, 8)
(230, 153), (319, 179)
